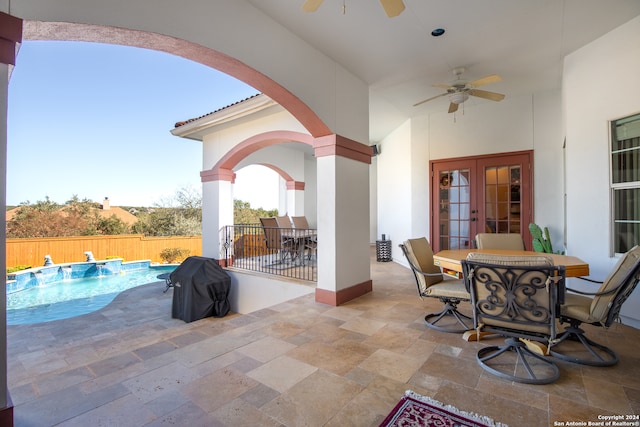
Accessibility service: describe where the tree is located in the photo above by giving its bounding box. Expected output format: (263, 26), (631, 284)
(131, 186), (203, 236)
(97, 215), (130, 235)
(234, 199), (278, 224)
(6, 195), (130, 238)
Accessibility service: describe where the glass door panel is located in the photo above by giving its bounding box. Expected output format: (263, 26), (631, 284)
(484, 166), (521, 234)
(436, 167), (473, 251)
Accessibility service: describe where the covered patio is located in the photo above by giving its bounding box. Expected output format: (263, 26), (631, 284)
(7, 250), (640, 426)
(2, 2), (640, 425)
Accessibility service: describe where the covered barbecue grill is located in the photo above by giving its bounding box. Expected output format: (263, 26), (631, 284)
(170, 256), (231, 322)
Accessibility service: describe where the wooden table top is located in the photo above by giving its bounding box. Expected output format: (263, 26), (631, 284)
(433, 249), (589, 278)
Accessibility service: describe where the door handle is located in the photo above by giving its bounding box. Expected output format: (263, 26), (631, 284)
(470, 218), (477, 222)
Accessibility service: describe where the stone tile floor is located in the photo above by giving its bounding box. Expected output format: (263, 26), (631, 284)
(7, 250), (640, 426)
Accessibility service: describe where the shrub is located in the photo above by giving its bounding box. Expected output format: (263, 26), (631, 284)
(160, 247), (190, 263)
(7, 265), (32, 274)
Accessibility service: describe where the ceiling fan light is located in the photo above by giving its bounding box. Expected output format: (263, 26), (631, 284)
(450, 92), (469, 104)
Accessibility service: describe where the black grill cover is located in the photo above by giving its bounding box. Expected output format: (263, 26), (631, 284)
(170, 256), (231, 322)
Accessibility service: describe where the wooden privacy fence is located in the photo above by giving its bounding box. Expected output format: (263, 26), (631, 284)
(6, 235), (202, 268)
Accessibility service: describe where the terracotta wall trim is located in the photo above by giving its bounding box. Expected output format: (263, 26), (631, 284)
(201, 168), (236, 183)
(314, 134), (373, 165)
(315, 280), (373, 306)
(0, 12), (23, 65)
(286, 181), (305, 191)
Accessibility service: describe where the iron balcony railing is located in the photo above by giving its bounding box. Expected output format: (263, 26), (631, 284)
(221, 224), (317, 282)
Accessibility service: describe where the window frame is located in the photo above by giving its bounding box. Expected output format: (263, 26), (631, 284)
(609, 113), (640, 255)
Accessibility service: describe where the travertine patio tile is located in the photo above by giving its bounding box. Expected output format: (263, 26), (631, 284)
(7, 250), (640, 426)
(182, 367), (259, 412)
(359, 348), (424, 383)
(236, 335), (297, 363)
(339, 316), (387, 336)
(246, 355), (317, 393)
(261, 370), (362, 426)
(122, 361), (200, 403)
(55, 393), (156, 426)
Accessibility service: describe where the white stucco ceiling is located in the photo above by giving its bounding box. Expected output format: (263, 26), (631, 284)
(247, 0), (640, 143)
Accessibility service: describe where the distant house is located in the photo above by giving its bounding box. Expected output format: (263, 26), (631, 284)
(97, 197), (138, 227)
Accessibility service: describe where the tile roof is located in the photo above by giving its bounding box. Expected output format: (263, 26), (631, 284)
(174, 93), (262, 128)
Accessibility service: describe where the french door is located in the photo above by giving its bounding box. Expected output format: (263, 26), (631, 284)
(430, 151), (533, 252)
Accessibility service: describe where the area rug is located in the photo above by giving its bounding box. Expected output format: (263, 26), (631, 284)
(380, 390), (508, 427)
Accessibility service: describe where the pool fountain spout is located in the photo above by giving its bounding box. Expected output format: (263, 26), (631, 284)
(84, 251), (95, 262)
(43, 255), (54, 266)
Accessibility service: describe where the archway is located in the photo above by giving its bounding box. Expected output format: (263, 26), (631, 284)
(1, 14), (374, 426)
(22, 21), (332, 138)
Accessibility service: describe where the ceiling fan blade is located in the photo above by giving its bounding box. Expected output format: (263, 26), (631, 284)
(448, 103), (459, 114)
(413, 92), (447, 107)
(380, 0), (405, 17)
(302, 0), (324, 12)
(433, 83), (453, 90)
(469, 74), (501, 87)
(468, 89), (505, 102)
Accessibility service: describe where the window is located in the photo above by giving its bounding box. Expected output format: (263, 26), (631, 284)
(611, 113), (640, 254)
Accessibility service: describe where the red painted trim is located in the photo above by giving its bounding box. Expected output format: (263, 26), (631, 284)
(0, 391), (13, 427)
(215, 130), (315, 171)
(314, 134), (373, 164)
(0, 12), (22, 66)
(206, 131), (372, 184)
(315, 280), (372, 306)
(286, 181), (305, 191)
(22, 22), (332, 137)
(217, 258), (233, 267)
(200, 168), (235, 183)
(258, 163), (294, 183)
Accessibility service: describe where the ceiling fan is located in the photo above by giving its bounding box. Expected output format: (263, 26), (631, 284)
(413, 67), (505, 113)
(302, 0), (406, 18)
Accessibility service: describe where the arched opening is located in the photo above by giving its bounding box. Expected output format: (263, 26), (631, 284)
(22, 21), (331, 137)
(8, 40), (259, 206)
(234, 165), (279, 211)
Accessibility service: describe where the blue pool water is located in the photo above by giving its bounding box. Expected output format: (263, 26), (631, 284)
(7, 265), (176, 325)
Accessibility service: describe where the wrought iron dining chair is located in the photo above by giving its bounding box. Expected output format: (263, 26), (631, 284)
(462, 252), (566, 384)
(550, 245), (640, 366)
(400, 238), (472, 333)
(475, 233), (525, 250)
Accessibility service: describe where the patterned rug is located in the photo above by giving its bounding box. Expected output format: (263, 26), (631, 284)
(380, 390), (508, 427)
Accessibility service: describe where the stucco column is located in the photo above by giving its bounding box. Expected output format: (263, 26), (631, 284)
(0, 60), (10, 427)
(1, 11), (22, 426)
(201, 169), (234, 264)
(285, 181), (305, 216)
(314, 135), (373, 305)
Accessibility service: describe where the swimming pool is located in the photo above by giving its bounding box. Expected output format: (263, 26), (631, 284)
(7, 262), (176, 325)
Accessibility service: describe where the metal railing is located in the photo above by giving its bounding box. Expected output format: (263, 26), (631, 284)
(221, 224), (317, 282)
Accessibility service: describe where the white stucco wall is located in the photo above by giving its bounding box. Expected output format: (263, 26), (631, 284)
(381, 92), (566, 268)
(304, 155), (318, 228)
(428, 94), (535, 159)
(201, 106), (307, 171)
(564, 15), (640, 326)
(376, 120), (413, 261)
(317, 155), (371, 292)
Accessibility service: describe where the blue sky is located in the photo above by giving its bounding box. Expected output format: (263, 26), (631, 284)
(8, 40), (279, 209)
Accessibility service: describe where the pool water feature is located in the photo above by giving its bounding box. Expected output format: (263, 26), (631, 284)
(6, 260), (176, 325)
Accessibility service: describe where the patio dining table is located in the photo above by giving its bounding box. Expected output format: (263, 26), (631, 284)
(433, 248), (590, 278)
(280, 229), (317, 265)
